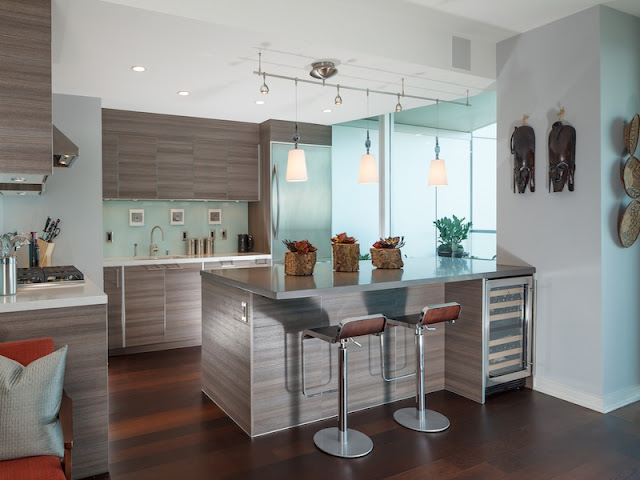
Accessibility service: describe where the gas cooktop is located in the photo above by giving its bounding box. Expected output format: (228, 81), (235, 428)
(17, 266), (85, 286)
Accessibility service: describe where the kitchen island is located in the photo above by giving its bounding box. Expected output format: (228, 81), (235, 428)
(201, 257), (535, 437)
(0, 279), (109, 479)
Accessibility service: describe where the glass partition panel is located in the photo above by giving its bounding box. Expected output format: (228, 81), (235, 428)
(331, 124), (380, 250)
(391, 126), (471, 258)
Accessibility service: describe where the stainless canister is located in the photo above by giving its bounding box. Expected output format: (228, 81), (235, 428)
(187, 238), (196, 255)
(0, 256), (17, 295)
(204, 238), (214, 255)
(196, 238), (204, 256)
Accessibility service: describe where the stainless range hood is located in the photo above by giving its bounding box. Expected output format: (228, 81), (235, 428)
(0, 125), (79, 195)
(52, 125), (79, 167)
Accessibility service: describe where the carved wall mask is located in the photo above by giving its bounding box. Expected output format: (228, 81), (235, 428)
(511, 125), (535, 193)
(548, 121), (576, 192)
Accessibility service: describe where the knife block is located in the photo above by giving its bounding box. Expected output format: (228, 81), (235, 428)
(36, 239), (55, 267)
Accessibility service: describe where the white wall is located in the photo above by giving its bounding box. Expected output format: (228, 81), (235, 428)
(3, 94), (104, 288)
(600, 7), (640, 403)
(496, 8), (604, 402)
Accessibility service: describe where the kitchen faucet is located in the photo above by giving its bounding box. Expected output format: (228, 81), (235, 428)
(150, 225), (165, 256)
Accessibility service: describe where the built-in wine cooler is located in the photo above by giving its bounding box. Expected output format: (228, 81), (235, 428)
(484, 276), (534, 395)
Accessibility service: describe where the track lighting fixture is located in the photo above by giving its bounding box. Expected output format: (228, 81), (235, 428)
(260, 73), (269, 95)
(334, 84), (342, 105)
(258, 52), (269, 95)
(395, 93), (403, 113)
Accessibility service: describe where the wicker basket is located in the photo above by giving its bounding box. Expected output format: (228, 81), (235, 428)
(370, 248), (403, 269)
(332, 243), (360, 272)
(284, 251), (317, 276)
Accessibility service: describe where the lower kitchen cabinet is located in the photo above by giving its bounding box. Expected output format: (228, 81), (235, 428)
(124, 265), (165, 348)
(103, 266), (123, 348)
(165, 263), (202, 344)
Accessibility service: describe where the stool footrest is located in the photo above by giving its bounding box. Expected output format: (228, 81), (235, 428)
(313, 427), (373, 458)
(393, 407), (450, 432)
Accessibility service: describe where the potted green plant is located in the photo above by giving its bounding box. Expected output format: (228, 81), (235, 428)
(433, 215), (472, 258)
(370, 236), (405, 269)
(283, 239), (317, 276)
(331, 232), (359, 272)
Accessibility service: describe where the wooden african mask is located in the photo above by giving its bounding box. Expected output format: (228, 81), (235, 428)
(548, 121), (576, 192)
(511, 125), (535, 193)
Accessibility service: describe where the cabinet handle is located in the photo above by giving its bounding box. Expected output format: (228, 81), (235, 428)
(115, 268), (120, 288)
(241, 301), (248, 323)
(272, 163), (280, 240)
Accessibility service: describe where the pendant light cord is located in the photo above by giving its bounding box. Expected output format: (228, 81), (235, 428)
(294, 78), (300, 147)
(435, 99), (440, 159)
(365, 89), (371, 154)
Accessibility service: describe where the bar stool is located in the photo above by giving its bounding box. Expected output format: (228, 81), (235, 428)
(301, 314), (387, 458)
(387, 302), (460, 432)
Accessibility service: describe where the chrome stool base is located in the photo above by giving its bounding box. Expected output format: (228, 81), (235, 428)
(313, 427), (373, 458)
(393, 407), (450, 433)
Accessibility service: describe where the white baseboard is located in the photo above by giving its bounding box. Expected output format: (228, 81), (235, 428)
(603, 385), (640, 413)
(533, 377), (640, 413)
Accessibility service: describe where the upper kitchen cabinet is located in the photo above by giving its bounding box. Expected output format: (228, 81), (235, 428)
(117, 134), (157, 199)
(227, 143), (259, 201)
(102, 109), (259, 201)
(194, 141), (227, 200)
(0, 0), (52, 177)
(157, 139), (194, 199)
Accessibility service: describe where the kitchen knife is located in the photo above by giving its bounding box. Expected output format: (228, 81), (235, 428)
(42, 216), (51, 236)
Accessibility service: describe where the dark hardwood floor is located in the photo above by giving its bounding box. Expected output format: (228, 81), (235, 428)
(85, 347), (640, 480)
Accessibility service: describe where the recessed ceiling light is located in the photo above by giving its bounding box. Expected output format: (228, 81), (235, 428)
(177, 91), (190, 96)
(11, 177), (25, 182)
(131, 65), (146, 72)
(255, 100), (265, 105)
(323, 109), (332, 113)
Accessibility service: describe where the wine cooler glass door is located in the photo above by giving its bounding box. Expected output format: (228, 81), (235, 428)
(485, 276), (533, 387)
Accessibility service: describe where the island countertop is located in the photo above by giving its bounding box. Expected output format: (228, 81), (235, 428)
(201, 257), (535, 300)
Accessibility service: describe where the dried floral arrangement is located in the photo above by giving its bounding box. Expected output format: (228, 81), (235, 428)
(331, 232), (357, 244)
(283, 239), (317, 254)
(372, 236), (405, 249)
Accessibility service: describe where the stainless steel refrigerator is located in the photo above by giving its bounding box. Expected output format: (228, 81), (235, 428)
(270, 142), (332, 263)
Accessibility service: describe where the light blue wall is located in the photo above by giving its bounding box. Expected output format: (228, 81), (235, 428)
(103, 200), (249, 257)
(600, 6), (640, 398)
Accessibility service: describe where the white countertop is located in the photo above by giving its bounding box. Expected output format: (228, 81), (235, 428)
(0, 278), (107, 314)
(103, 252), (271, 267)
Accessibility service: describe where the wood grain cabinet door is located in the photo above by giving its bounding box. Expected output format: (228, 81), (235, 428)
(102, 133), (118, 198)
(103, 267), (123, 349)
(227, 143), (259, 201)
(194, 141), (227, 200)
(117, 134), (157, 199)
(165, 263), (202, 343)
(124, 266), (165, 347)
(0, 0), (52, 175)
(157, 139), (194, 199)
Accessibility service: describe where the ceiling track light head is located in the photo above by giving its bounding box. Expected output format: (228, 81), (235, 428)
(260, 73), (269, 95)
(309, 61), (338, 80)
(395, 93), (403, 113)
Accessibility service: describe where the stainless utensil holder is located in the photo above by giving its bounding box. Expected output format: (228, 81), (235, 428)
(0, 256), (17, 295)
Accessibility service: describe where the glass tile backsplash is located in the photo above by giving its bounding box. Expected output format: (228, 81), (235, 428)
(103, 200), (249, 257)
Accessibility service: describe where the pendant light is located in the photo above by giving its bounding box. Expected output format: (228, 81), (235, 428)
(428, 100), (448, 186)
(286, 79), (308, 182)
(359, 89), (378, 184)
(334, 84), (342, 105)
(258, 52), (269, 95)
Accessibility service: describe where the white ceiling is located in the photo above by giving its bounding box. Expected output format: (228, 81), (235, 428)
(51, 0), (640, 126)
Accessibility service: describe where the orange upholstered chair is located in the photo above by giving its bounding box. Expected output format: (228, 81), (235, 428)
(0, 338), (73, 480)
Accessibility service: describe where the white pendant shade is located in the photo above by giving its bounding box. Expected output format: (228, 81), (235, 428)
(286, 148), (308, 182)
(358, 154), (378, 184)
(428, 158), (448, 186)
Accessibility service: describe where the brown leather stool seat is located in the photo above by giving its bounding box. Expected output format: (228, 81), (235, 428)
(387, 302), (460, 432)
(302, 314), (387, 458)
